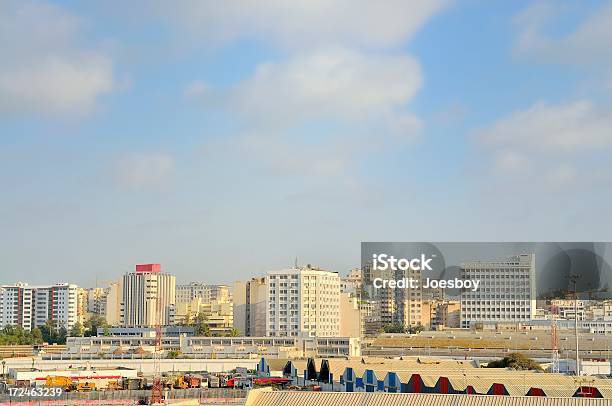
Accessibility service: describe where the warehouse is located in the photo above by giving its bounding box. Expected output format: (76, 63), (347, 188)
(243, 389), (612, 406)
(264, 357), (612, 398)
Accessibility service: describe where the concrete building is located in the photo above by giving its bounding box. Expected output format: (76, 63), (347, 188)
(65, 335), (360, 359)
(233, 277), (267, 336)
(176, 298), (234, 336)
(104, 282), (121, 326)
(340, 269), (362, 296)
(339, 293), (360, 337)
(266, 265), (340, 338)
(176, 283), (230, 305)
(120, 264), (176, 327)
(0, 282), (79, 331)
(460, 253), (536, 328)
(434, 300), (461, 329)
(363, 263), (423, 330)
(76, 288), (88, 324)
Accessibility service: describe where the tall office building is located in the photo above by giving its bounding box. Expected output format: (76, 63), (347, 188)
(176, 283), (230, 305)
(266, 265), (340, 338)
(233, 277), (267, 336)
(0, 282), (79, 331)
(460, 253), (536, 328)
(120, 264), (176, 327)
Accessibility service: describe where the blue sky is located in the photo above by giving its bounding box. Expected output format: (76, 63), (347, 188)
(2, 0), (612, 286)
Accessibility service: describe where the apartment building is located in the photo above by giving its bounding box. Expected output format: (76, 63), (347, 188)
(460, 253), (536, 328)
(121, 264), (176, 327)
(176, 283), (230, 305)
(266, 265), (340, 338)
(0, 282), (78, 331)
(233, 277), (267, 336)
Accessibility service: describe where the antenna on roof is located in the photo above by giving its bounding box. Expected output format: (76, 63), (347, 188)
(294, 257), (298, 268)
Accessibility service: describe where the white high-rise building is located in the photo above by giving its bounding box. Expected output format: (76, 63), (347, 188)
(0, 282), (78, 331)
(460, 253), (536, 328)
(120, 264), (176, 327)
(266, 265), (340, 338)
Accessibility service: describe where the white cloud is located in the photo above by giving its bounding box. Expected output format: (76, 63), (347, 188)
(231, 49), (423, 137)
(151, 0), (450, 50)
(0, 1), (115, 116)
(514, 1), (612, 66)
(476, 100), (612, 151)
(474, 99), (612, 190)
(114, 153), (174, 191)
(234, 133), (350, 178)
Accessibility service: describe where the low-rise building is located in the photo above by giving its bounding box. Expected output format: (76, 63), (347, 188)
(65, 335), (360, 359)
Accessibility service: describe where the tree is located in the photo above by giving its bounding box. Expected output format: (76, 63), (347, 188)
(383, 323), (405, 333)
(227, 328), (240, 337)
(487, 353), (543, 371)
(69, 322), (84, 337)
(31, 328), (43, 343)
(0, 325), (43, 345)
(38, 321), (67, 345)
(84, 315), (109, 337)
(167, 350), (181, 359)
(407, 324), (425, 334)
(193, 312), (210, 336)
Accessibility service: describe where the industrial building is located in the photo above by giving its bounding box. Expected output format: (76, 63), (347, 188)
(261, 357), (612, 398)
(243, 389), (612, 406)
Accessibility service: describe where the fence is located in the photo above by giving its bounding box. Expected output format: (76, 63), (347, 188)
(0, 388), (248, 405)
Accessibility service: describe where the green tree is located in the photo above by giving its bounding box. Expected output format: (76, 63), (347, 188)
(487, 353), (543, 371)
(407, 324), (425, 334)
(84, 315), (109, 337)
(167, 350), (181, 359)
(383, 323), (405, 333)
(227, 328), (240, 337)
(69, 322), (84, 337)
(193, 312), (210, 336)
(0, 325), (44, 345)
(38, 321), (67, 344)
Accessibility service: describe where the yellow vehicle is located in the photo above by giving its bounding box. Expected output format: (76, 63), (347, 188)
(44, 376), (72, 390)
(75, 382), (95, 392)
(168, 375), (188, 389)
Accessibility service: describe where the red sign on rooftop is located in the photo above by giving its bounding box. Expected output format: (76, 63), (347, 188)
(135, 264), (161, 273)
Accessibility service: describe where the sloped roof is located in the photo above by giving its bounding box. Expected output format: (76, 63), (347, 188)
(245, 389), (612, 406)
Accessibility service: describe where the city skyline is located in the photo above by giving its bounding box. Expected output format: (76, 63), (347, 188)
(2, 1), (612, 285)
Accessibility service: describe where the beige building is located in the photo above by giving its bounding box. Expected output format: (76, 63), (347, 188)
(120, 264), (176, 327)
(339, 293), (360, 337)
(233, 277), (267, 336)
(177, 298), (234, 335)
(435, 300), (461, 328)
(266, 265), (340, 338)
(104, 282), (121, 326)
(176, 283), (230, 305)
(76, 288), (88, 324)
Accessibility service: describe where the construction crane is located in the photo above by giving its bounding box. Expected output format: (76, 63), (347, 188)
(151, 274), (163, 404)
(550, 304), (560, 374)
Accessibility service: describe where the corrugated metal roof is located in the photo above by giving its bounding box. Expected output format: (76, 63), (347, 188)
(245, 390), (612, 406)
